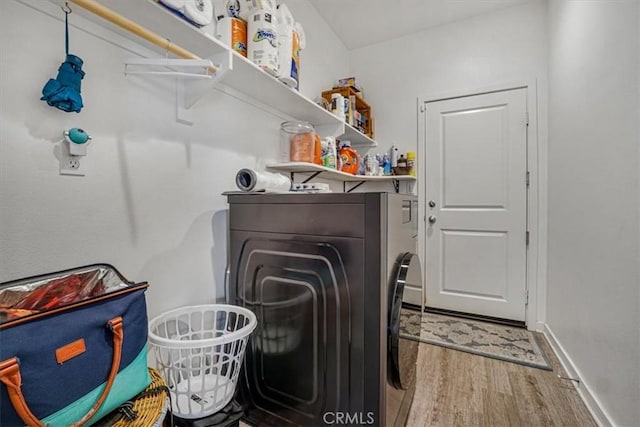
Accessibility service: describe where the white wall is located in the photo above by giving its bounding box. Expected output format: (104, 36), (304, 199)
(349, 0), (549, 323)
(285, 1), (349, 100)
(546, 1), (640, 425)
(0, 0), (349, 319)
(348, 1), (550, 262)
(348, 0), (548, 155)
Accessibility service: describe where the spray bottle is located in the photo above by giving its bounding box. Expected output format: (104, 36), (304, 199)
(390, 144), (399, 168)
(382, 153), (391, 175)
(322, 136), (338, 169)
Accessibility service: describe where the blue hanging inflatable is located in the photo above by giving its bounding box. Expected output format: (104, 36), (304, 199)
(41, 7), (84, 113)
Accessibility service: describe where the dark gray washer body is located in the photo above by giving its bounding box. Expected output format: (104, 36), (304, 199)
(227, 192), (422, 426)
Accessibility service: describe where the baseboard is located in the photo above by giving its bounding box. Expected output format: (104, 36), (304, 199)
(542, 324), (614, 427)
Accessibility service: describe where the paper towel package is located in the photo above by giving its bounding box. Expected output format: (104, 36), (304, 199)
(275, 4), (294, 86)
(216, 17), (247, 57)
(213, 0), (240, 19)
(238, 0), (276, 21)
(247, 11), (278, 76)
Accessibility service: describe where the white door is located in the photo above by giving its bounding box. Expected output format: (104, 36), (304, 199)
(424, 88), (528, 322)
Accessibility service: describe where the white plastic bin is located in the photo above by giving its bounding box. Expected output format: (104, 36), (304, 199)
(148, 304), (257, 419)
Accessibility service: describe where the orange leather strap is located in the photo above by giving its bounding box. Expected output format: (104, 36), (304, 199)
(0, 357), (44, 427)
(0, 316), (124, 427)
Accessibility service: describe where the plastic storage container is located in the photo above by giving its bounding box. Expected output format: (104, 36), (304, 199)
(148, 304), (257, 419)
(280, 120), (317, 163)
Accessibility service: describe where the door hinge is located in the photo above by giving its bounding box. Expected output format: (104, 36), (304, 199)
(526, 171), (530, 187)
(526, 231), (530, 245)
(525, 289), (529, 305)
(525, 112), (529, 126)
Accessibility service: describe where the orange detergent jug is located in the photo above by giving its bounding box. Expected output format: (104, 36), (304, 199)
(339, 142), (359, 175)
(313, 133), (322, 165)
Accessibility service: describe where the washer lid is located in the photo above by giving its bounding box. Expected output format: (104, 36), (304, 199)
(388, 252), (422, 390)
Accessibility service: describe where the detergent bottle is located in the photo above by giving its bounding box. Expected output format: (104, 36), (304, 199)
(339, 141), (359, 175)
(313, 132), (322, 165)
(322, 136), (338, 169)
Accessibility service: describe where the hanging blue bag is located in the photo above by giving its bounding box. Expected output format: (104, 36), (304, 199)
(41, 6), (84, 113)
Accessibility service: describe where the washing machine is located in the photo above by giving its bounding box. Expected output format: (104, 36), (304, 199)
(227, 192), (423, 426)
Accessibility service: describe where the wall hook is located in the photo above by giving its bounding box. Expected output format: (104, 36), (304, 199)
(62, 2), (72, 14)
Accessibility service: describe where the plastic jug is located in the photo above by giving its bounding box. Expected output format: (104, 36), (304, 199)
(339, 141), (359, 175)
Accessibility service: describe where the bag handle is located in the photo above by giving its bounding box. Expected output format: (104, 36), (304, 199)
(0, 316), (124, 427)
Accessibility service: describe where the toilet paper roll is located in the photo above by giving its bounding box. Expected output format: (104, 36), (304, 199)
(160, 0), (213, 27)
(183, 0), (214, 26)
(236, 169), (291, 192)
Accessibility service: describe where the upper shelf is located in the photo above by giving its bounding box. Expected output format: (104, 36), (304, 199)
(221, 54), (341, 127)
(51, 0), (378, 146)
(343, 123), (376, 146)
(62, 0), (229, 58)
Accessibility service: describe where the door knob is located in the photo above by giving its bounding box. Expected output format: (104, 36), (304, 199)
(428, 216), (437, 224)
(428, 200), (436, 208)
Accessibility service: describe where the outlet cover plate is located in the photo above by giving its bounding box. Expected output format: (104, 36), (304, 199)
(60, 154), (85, 176)
(59, 139), (86, 176)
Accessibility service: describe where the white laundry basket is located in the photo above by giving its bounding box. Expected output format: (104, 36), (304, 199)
(148, 304), (257, 419)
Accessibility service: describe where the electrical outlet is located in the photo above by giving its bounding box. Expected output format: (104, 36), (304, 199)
(60, 154), (84, 176)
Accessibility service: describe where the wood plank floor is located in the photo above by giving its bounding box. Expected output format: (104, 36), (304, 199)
(407, 333), (597, 427)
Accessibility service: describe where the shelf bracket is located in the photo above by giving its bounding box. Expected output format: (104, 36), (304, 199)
(301, 171), (322, 184)
(177, 51), (232, 125)
(123, 53), (232, 125)
(182, 51), (233, 106)
(124, 58), (220, 78)
(345, 181), (366, 193)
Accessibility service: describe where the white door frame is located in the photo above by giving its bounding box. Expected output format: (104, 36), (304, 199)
(417, 80), (546, 330)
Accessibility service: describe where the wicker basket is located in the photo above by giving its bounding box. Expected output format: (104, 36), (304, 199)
(95, 368), (170, 427)
(392, 166), (412, 176)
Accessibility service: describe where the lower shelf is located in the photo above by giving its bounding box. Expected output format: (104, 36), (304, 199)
(266, 162), (416, 193)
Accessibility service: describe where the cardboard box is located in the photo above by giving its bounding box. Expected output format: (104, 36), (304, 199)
(337, 77), (356, 87)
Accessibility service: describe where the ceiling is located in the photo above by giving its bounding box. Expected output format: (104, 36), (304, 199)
(306, 0), (530, 50)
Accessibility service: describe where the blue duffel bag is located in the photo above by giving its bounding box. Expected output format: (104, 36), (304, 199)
(0, 264), (151, 427)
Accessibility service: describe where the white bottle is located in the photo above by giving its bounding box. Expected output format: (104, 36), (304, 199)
(331, 94), (345, 121)
(390, 145), (399, 167)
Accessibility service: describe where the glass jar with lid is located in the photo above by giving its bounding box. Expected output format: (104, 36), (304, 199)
(280, 120), (317, 163)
